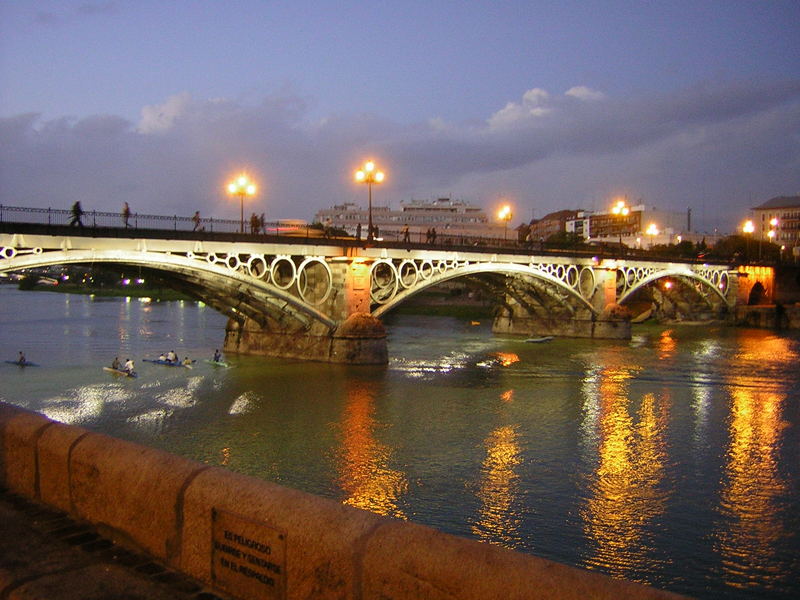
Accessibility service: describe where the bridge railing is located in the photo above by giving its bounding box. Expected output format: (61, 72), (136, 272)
(1, 204), (739, 265)
(0, 205), (312, 236)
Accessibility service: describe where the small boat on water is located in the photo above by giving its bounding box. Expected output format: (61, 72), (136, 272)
(205, 359), (231, 368)
(143, 358), (193, 369)
(103, 366), (137, 378)
(524, 336), (554, 343)
(4, 360), (38, 367)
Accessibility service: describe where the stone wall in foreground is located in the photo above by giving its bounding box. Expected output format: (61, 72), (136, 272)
(0, 402), (685, 600)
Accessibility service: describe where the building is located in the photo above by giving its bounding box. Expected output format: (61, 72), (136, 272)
(586, 203), (688, 247)
(314, 198), (506, 241)
(527, 210), (583, 241)
(751, 195), (800, 252)
(565, 211), (591, 240)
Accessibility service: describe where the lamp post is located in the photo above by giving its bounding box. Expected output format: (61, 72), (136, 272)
(498, 204), (513, 241)
(355, 160), (385, 242)
(742, 219), (755, 260)
(611, 198), (630, 250)
(645, 222), (659, 249)
(227, 174), (257, 233)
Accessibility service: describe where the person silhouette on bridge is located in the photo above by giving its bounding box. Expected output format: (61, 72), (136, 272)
(402, 224), (410, 243)
(192, 211), (201, 231)
(122, 202), (131, 228)
(69, 201), (84, 227)
(356, 223), (361, 241)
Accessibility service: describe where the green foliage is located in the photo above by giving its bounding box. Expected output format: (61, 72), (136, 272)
(545, 231), (589, 249)
(17, 275), (38, 290)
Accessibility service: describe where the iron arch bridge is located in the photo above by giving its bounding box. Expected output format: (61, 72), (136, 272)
(0, 232), (737, 320)
(0, 228), (739, 361)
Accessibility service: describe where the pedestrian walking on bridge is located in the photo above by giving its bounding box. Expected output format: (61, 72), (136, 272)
(69, 201), (84, 227)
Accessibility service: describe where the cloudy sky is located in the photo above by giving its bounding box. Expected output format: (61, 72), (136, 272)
(1, 1), (798, 233)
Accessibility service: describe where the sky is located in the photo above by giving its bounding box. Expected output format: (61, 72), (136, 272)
(1, 1), (799, 233)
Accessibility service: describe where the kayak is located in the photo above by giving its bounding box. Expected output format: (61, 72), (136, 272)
(5, 360), (38, 367)
(103, 366), (137, 378)
(143, 358), (193, 369)
(205, 359), (231, 368)
(524, 336), (554, 343)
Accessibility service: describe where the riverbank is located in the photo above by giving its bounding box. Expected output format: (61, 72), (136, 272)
(17, 283), (192, 302)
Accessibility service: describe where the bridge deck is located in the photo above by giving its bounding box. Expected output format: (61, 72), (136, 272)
(0, 221), (725, 266)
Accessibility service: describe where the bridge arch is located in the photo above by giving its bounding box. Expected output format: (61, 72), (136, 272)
(616, 266), (732, 307)
(372, 261), (598, 318)
(0, 249), (337, 331)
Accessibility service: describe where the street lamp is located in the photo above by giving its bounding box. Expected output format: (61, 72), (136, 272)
(742, 219), (755, 260)
(611, 198), (630, 249)
(355, 160), (385, 242)
(227, 174), (257, 233)
(498, 204), (513, 241)
(645, 222), (659, 249)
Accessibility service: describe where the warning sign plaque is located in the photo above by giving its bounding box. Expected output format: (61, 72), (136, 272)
(211, 508), (287, 600)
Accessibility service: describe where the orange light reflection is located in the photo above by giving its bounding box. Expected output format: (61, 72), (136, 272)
(336, 382), (407, 519)
(715, 370), (791, 588)
(471, 424), (522, 549)
(581, 364), (670, 580)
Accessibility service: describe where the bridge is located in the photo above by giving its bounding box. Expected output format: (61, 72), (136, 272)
(0, 206), (753, 364)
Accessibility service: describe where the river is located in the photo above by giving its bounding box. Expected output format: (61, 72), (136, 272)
(0, 286), (798, 599)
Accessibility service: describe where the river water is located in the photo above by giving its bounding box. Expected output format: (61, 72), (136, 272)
(0, 286), (798, 599)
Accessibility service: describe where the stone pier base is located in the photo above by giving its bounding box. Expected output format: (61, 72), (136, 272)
(493, 315), (631, 340)
(224, 312), (388, 365)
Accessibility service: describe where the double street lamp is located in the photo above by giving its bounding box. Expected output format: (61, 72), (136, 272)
(498, 204), (513, 241)
(355, 160), (385, 241)
(227, 174), (257, 233)
(611, 198), (629, 249)
(645, 222), (659, 248)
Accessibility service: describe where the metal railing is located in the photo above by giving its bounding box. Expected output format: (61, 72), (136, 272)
(0, 204), (740, 264)
(0, 205), (309, 236)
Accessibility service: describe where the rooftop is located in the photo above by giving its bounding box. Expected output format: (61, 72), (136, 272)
(753, 195), (800, 210)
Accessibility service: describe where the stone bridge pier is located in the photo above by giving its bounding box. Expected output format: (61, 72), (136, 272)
(223, 258), (389, 365)
(491, 266), (632, 340)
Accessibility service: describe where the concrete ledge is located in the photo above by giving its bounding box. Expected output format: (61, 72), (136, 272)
(0, 402), (687, 600)
(0, 404), (53, 497)
(68, 431), (205, 561)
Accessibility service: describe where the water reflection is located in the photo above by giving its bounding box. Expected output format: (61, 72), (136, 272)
(581, 362), (671, 580)
(716, 363), (791, 591)
(471, 410), (523, 548)
(336, 381), (408, 518)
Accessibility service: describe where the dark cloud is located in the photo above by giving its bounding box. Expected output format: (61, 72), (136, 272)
(1, 80), (798, 233)
(33, 2), (117, 25)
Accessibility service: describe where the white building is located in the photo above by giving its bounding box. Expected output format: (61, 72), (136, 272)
(314, 198), (507, 242)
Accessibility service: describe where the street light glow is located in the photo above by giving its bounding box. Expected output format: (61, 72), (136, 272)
(742, 220), (755, 234)
(611, 199), (629, 216)
(646, 223), (659, 236)
(227, 173), (258, 233)
(355, 159), (385, 242)
(498, 204), (513, 241)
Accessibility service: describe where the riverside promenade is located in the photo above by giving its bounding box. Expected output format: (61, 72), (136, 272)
(0, 402), (687, 600)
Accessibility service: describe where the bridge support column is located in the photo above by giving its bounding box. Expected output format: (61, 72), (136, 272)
(492, 267), (631, 340)
(222, 260), (388, 365)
